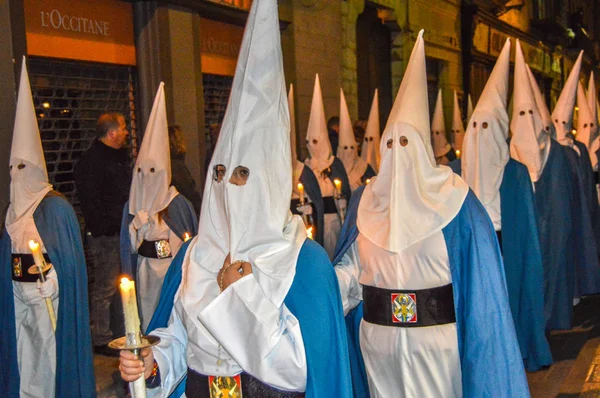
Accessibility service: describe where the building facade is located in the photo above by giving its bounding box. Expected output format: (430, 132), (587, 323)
(1, 0), (598, 218)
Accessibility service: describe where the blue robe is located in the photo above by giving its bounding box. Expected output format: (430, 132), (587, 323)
(119, 193), (199, 280)
(333, 187), (529, 397)
(449, 159), (552, 371)
(563, 144), (600, 298)
(573, 141), (600, 262)
(534, 141), (576, 330)
(292, 165), (325, 245)
(147, 239), (353, 398)
(0, 194), (96, 397)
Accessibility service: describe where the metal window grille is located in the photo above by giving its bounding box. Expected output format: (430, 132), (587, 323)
(203, 73), (233, 145)
(28, 57), (138, 214)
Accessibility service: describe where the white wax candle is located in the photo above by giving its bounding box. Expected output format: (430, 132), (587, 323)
(306, 227), (313, 240)
(29, 240), (45, 270)
(333, 179), (342, 195)
(297, 183), (305, 205)
(120, 277), (141, 338)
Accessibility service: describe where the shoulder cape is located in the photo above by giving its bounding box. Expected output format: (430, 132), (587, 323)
(147, 239), (353, 398)
(0, 195), (96, 398)
(534, 141), (576, 330)
(333, 188), (529, 397)
(299, 165), (325, 245)
(119, 193), (199, 280)
(562, 145), (600, 298)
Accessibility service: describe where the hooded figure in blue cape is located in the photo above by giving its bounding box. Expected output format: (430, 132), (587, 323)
(549, 51), (600, 303)
(453, 39), (551, 372)
(288, 84), (325, 245)
(117, 1), (353, 396)
(119, 82), (198, 331)
(333, 31), (529, 397)
(304, 74), (352, 259)
(0, 58), (95, 398)
(515, 47), (578, 331)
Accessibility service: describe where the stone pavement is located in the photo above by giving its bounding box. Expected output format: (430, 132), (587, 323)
(95, 295), (600, 397)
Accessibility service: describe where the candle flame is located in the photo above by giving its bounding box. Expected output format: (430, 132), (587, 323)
(183, 232), (191, 242)
(455, 149), (461, 158)
(120, 277), (133, 290)
(365, 178), (371, 185)
(28, 240), (40, 250)
(333, 179), (341, 186)
(297, 183), (304, 190)
(306, 226), (314, 240)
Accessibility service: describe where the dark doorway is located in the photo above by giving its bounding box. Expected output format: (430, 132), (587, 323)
(356, 6), (392, 132)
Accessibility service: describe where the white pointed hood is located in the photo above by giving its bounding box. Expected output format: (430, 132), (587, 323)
(576, 81), (596, 150)
(527, 65), (554, 141)
(587, 74), (600, 169)
(129, 82), (178, 217)
(431, 89), (451, 157)
(360, 89), (381, 172)
(357, 30), (468, 252)
(338, 88), (367, 180)
(192, 0), (305, 307)
(452, 90), (466, 153)
(510, 40), (547, 183)
(552, 51), (583, 147)
(6, 57), (53, 242)
(461, 38), (510, 230)
(305, 74), (334, 172)
(467, 94), (473, 122)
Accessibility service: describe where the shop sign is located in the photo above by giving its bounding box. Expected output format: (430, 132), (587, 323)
(24, 0), (135, 65)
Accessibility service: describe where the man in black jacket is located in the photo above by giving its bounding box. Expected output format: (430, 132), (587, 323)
(74, 113), (131, 356)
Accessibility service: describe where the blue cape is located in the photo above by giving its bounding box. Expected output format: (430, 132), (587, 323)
(298, 165), (325, 245)
(363, 164), (377, 181)
(562, 145), (600, 298)
(534, 141), (576, 330)
(119, 194), (198, 280)
(333, 187), (529, 397)
(0, 194), (96, 397)
(450, 159), (552, 371)
(147, 239), (353, 397)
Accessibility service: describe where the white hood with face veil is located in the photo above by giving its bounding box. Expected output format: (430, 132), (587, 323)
(357, 30), (468, 253)
(461, 39), (511, 231)
(191, 0), (305, 308)
(552, 51), (583, 149)
(305, 74), (334, 173)
(129, 82), (178, 217)
(6, 57), (53, 247)
(361, 89), (381, 173)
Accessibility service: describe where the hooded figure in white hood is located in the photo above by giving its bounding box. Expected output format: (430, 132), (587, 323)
(288, 84), (324, 246)
(304, 75), (351, 259)
(1, 58), (95, 397)
(553, 51), (583, 150)
(586, 73), (600, 170)
(337, 88), (376, 192)
(360, 90), (381, 173)
(431, 89), (457, 164)
(452, 39), (552, 372)
(118, 1), (353, 396)
(466, 94), (474, 122)
(120, 83), (198, 331)
(333, 31), (528, 397)
(451, 90), (466, 156)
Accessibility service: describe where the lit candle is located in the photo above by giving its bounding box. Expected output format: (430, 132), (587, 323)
(333, 179), (342, 196)
(455, 149), (461, 158)
(365, 178), (371, 185)
(29, 240), (57, 331)
(306, 227), (313, 240)
(119, 277), (145, 397)
(183, 232), (191, 242)
(297, 183), (305, 205)
(120, 277), (141, 339)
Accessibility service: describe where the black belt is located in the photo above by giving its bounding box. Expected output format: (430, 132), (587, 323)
(323, 196), (337, 214)
(363, 283), (456, 327)
(11, 253), (52, 282)
(186, 367), (305, 398)
(138, 239), (172, 259)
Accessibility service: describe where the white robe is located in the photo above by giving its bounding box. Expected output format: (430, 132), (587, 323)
(147, 243), (307, 397)
(336, 232), (462, 397)
(130, 213), (183, 331)
(11, 221), (59, 398)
